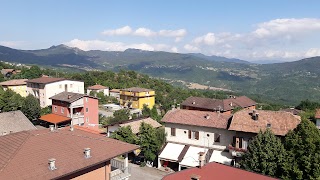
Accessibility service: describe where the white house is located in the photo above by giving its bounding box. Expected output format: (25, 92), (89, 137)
(26, 77), (84, 108)
(87, 84), (109, 96)
(159, 109), (234, 171)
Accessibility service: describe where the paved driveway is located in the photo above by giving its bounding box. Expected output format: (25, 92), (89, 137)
(130, 163), (170, 180)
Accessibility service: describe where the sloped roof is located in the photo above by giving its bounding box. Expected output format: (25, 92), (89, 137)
(229, 109), (301, 136)
(0, 111), (36, 135)
(87, 84), (108, 90)
(39, 114), (71, 124)
(162, 162), (276, 180)
(0, 79), (28, 86)
(121, 87), (153, 92)
(110, 89), (120, 93)
(162, 109), (231, 129)
(181, 96), (256, 112)
(281, 108), (303, 116)
(49, 91), (97, 103)
(119, 117), (162, 134)
(26, 77), (65, 84)
(0, 128), (139, 180)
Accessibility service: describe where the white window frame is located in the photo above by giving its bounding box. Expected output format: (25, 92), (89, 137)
(61, 107), (64, 114)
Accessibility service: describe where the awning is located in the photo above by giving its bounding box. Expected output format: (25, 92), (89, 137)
(39, 114), (71, 124)
(159, 143), (185, 161)
(209, 150), (233, 165)
(180, 146), (207, 167)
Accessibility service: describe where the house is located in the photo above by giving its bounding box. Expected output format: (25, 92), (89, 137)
(159, 109), (234, 171)
(120, 87), (155, 109)
(87, 84), (109, 96)
(105, 117), (162, 137)
(26, 77), (84, 107)
(162, 161), (276, 180)
(39, 92), (99, 130)
(110, 89), (120, 100)
(280, 108), (303, 115)
(1, 69), (17, 78)
(181, 96), (256, 115)
(315, 109), (320, 129)
(0, 128), (139, 180)
(0, 110), (36, 136)
(0, 79), (28, 97)
(228, 109), (301, 157)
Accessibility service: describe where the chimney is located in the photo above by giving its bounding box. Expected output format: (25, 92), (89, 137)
(192, 101), (196, 104)
(198, 152), (205, 168)
(68, 94), (71, 99)
(2, 132), (7, 136)
(177, 104), (180, 109)
(49, 125), (54, 132)
(251, 110), (259, 120)
(205, 114), (210, 119)
(84, 148), (91, 158)
(48, 158), (57, 170)
(70, 126), (74, 131)
(171, 105), (175, 110)
(190, 174), (201, 180)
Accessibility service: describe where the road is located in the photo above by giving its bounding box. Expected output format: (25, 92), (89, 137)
(130, 163), (170, 180)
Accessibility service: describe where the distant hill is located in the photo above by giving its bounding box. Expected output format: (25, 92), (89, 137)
(0, 44), (319, 105)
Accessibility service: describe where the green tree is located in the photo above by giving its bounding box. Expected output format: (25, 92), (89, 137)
(21, 66), (42, 79)
(108, 109), (130, 124)
(40, 106), (52, 116)
(282, 119), (320, 180)
(142, 104), (151, 117)
(240, 129), (287, 178)
(111, 126), (137, 144)
(21, 95), (41, 120)
(0, 89), (24, 112)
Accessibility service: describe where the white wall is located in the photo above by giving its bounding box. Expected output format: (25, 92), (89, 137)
(165, 123), (235, 150)
(106, 125), (120, 137)
(317, 119), (320, 129)
(43, 80), (84, 107)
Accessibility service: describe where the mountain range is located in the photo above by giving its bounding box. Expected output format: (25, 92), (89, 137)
(0, 44), (319, 105)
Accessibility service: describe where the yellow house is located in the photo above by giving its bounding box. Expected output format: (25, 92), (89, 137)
(120, 87), (155, 109)
(0, 79), (28, 97)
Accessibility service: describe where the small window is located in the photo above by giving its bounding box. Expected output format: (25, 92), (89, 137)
(54, 106), (57, 112)
(86, 117), (89, 123)
(61, 107), (64, 114)
(171, 128), (176, 136)
(188, 130), (199, 140)
(215, 134), (221, 143)
(86, 108), (88, 113)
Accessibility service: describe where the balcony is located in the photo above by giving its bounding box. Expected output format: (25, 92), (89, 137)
(228, 145), (247, 157)
(110, 159), (131, 180)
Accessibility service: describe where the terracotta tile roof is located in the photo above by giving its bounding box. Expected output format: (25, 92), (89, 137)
(0, 79), (28, 86)
(181, 96), (256, 112)
(229, 109), (301, 136)
(161, 109), (231, 129)
(110, 89), (120, 93)
(0, 111), (36, 135)
(72, 125), (104, 135)
(281, 108), (303, 116)
(122, 87), (153, 92)
(162, 162), (277, 180)
(87, 84), (108, 90)
(49, 91), (97, 103)
(0, 128), (139, 180)
(39, 114), (71, 124)
(315, 109), (320, 119)
(119, 117), (162, 134)
(1, 69), (15, 75)
(26, 77), (65, 84)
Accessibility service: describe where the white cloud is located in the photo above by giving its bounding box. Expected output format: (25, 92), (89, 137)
(184, 44), (200, 52)
(158, 29), (187, 42)
(133, 28), (157, 37)
(101, 26), (132, 36)
(171, 47), (178, 53)
(0, 41), (26, 48)
(193, 33), (216, 45)
(305, 48), (320, 57)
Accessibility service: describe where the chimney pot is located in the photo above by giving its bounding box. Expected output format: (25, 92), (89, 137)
(48, 158), (56, 170)
(70, 126), (74, 131)
(190, 174), (201, 180)
(49, 125), (54, 132)
(198, 152), (205, 168)
(84, 148), (91, 158)
(205, 114), (210, 119)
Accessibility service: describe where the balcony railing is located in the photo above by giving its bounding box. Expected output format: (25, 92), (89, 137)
(228, 145), (247, 157)
(110, 159), (131, 180)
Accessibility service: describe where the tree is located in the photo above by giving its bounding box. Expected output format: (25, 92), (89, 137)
(240, 129), (287, 178)
(142, 104), (151, 117)
(20, 66), (42, 79)
(21, 95), (41, 120)
(282, 119), (320, 180)
(0, 89), (24, 112)
(111, 126), (137, 144)
(40, 106), (52, 116)
(108, 109), (130, 124)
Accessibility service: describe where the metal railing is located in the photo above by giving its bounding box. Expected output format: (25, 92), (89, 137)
(110, 159), (131, 180)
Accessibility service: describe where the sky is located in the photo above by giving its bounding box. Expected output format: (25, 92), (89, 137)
(1, 0), (320, 62)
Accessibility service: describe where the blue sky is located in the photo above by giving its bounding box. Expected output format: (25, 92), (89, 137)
(1, 0), (320, 61)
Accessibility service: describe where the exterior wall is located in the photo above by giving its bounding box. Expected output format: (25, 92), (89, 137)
(66, 161), (111, 180)
(110, 92), (120, 100)
(6, 85), (28, 97)
(52, 100), (71, 117)
(165, 123), (235, 150)
(106, 124), (121, 137)
(83, 97), (99, 129)
(120, 90), (155, 109)
(87, 88), (109, 96)
(316, 119), (320, 129)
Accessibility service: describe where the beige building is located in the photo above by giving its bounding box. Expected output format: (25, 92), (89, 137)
(0, 79), (28, 97)
(26, 77), (84, 107)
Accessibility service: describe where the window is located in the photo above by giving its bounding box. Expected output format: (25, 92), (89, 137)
(214, 134), (221, 143)
(54, 106), (57, 112)
(188, 130), (199, 140)
(86, 108), (88, 113)
(61, 107), (64, 114)
(86, 117), (89, 123)
(171, 128), (176, 136)
(86, 97), (88, 102)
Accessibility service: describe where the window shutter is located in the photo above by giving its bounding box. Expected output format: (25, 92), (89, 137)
(188, 130), (191, 139)
(171, 128), (176, 136)
(195, 131), (199, 140)
(239, 137), (243, 148)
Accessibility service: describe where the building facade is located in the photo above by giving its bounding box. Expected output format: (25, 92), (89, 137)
(0, 79), (28, 97)
(26, 77), (84, 107)
(120, 87), (155, 109)
(87, 84), (109, 96)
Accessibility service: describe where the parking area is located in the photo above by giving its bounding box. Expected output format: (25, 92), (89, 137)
(130, 163), (170, 180)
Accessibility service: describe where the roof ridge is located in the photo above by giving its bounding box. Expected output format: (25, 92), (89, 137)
(0, 131), (31, 173)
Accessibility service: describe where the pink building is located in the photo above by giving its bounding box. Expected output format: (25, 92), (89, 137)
(40, 92), (99, 130)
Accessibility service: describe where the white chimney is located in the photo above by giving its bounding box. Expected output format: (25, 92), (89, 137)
(48, 158), (57, 170)
(84, 148), (91, 158)
(70, 126), (74, 131)
(177, 104), (180, 109)
(198, 152), (205, 168)
(205, 114), (210, 120)
(49, 125), (54, 132)
(190, 174), (201, 180)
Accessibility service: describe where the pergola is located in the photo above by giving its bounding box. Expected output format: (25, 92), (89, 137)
(39, 114), (71, 129)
